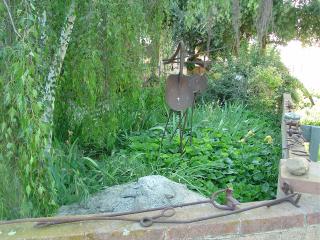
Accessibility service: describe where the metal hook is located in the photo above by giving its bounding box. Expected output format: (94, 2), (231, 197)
(211, 188), (240, 211)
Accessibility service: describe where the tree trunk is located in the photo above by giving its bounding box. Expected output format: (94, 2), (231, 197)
(232, 0), (240, 56)
(256, 0), (273, 50)
(42, 1), (76, 154)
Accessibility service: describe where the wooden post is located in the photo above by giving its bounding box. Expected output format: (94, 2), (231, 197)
(301, 125), (320, 161)
(309, 126), (320, 162)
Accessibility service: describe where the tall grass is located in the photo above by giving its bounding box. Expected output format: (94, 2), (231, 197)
(0, 162), (32, 220)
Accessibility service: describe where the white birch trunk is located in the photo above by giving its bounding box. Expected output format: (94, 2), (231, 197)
(43, 1), (76, 153)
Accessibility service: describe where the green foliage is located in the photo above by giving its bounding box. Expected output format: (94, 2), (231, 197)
(206, 46), (301, 110)
(0, 0), (318, 222)
(299, 101), (320, 126)
(248, 66), (283, 108)
(54, 0), (167, 151)
(104, 104), (281, 202)
(0, 0), (169, 220)
(169, 0), (320, 56)
(48, 140), (104, 205)
(0, 1), (60, 219)
(296, 0), (320, 44)
(1, 103), (280, 220)
(0, 160), (29, 219)
(170, 0), (233, 56)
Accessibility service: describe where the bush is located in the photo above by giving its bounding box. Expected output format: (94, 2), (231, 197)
(248, 66), (283, 109)
(206, 46), (302, 111)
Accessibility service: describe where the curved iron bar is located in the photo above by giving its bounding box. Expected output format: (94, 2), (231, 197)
(32, 192), (300, 228)
(0, 186), (301, 228)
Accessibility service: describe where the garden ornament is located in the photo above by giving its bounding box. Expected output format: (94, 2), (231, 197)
(188, 74), (208, 94)
(165, 74), (194, 111)
(161, 41), (209, 152)
(164, 41), (194, 111)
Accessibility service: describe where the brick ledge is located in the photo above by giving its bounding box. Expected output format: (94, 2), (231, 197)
(0, 194), (319, 240)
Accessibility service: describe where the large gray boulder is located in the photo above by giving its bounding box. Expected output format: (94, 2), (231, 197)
(58, 175), (207, 215)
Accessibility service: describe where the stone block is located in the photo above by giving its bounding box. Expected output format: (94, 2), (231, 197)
(278, 159), (320, 196)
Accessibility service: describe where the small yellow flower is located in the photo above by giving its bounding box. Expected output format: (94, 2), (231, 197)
(240, 138), (246, 143)
(246, 130), (255, 137)
(264, 135), (273, 144)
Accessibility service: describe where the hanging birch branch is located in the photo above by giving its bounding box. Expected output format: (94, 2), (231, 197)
(42, 1), (76, 153)
(2, 0), (21, 38)
(40, 10), (47, 48)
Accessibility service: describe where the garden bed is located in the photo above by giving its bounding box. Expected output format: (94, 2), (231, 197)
(105, 103), (281, 202)
(1, 94), (320, 240)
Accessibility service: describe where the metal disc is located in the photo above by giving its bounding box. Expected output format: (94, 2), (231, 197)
(165, 74), (194, 111)
(187, 74), (208, 93)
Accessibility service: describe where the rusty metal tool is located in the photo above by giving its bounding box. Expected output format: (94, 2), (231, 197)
(0, 184), (302, 228)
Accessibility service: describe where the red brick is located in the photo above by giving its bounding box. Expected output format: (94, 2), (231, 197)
(307, 211), (320, 225)
(165, 220), (239, 239)
(240, 214), (304, 234)
(85, 228), (166, 240)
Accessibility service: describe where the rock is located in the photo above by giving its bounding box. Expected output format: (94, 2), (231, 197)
(57, 175), (207, 215)
(285, 157), (310, 176)
(284, 112), (301, 121)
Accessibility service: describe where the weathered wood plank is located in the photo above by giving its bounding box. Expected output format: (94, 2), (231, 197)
(310, 126), (320, 162)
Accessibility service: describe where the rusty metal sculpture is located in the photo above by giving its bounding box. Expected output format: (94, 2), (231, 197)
(165, 74), (194, 111)
(161, 41), (209, 152)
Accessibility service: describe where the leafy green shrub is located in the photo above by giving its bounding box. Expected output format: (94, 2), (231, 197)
(248, 66), (283, 108)
(206, 46), (302, 111)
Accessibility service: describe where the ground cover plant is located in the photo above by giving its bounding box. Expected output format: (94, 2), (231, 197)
(99, 103), (281, 203)
(0, 103), (282, 220)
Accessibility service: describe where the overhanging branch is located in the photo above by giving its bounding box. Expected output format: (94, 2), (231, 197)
(2, 0), (21, 38)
